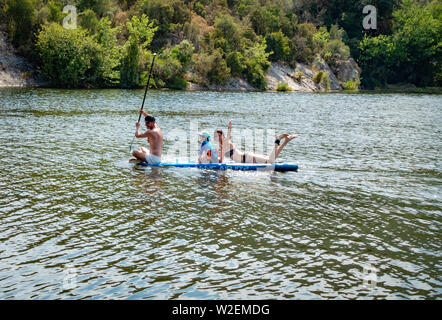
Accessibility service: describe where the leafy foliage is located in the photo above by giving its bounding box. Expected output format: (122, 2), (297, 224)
(359, 0), (442, 87)
(276, 82), (291, 92)
(35, 23), (107, 87)
(342, 80), (359, 91)
(265, 31), (290, 62)
(120, 14), (157, 87)
(153, 40), (194, 89)
(5, 0), (36, 53)
(3, 0), (439, 89)
(313, 70), (330, 91)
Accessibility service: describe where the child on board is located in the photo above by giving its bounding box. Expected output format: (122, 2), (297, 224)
(198, 132), (220, 164)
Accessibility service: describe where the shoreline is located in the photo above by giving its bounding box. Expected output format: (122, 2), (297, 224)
(1, 85), (441, 94)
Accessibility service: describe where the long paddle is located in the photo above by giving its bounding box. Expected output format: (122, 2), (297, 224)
(129, 53), (157, 152)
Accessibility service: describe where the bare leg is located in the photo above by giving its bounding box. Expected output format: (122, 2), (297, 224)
(275, 134), (298, 158)
(225, 133), (297, 164)
(267, 134), (289, 163)
(132, 147), (148, 161)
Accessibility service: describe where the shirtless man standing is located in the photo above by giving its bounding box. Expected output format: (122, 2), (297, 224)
(131, 109), (163, 164)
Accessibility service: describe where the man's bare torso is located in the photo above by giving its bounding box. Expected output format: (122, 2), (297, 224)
(148, 125), (163, 157)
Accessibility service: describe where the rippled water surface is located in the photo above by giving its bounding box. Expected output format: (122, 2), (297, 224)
(0, 88), (441, 299)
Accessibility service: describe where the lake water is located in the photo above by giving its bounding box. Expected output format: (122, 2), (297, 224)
(0, 88), (441, 299)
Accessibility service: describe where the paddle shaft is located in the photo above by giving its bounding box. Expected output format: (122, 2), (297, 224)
(137, 53), (157, 123)
(129, 53), (156, 153)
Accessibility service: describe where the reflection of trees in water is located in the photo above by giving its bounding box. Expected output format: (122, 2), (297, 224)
(196, 170), (230, 203)
(131, 166), (166, 223)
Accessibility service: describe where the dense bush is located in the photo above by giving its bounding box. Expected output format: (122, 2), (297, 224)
(213, 14), (241, 52)
(226, 51), (243, 77)
(242, 41), (271, 90)
(76, 0), (116, 16)
(358, 35), (394, 88)
(135, 0), (191, 48)
(153, 40), (194, 89)
(292, 22), (318, 64)
(342, 80), (359, 91)
(359, 0), (442, 87)
(120, 40), (141, 87)
(313, 25), (350, 66)
(5, 0), (36, 53)
(194, 50), (231, 85)
(323, 39), (350, 65)
(291, 71), (304, 82)
(46, 0), (65, 24)
(79, 9), (100, 34)
(276, 82), (291, 92)
(95, 17), (122, 84)
(35, 23), (106, 87)
(313, 70), (330, 91)
(154, 51), (185, 88)
(4, 0), (440, 89)
(120, 14), (157, 88)
(265, 31), (290, 62)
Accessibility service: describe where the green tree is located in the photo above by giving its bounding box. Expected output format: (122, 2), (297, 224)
(313, 26), (350, 66)
(152, 40), (194, 89)
(79, 9), (100, 34)
(359, 34), (395, 88)
(213, 14), (241, 52)
(120, 14), (157, 88)
(95, 16), (122, 84)
(207, 49), (230, 84)
(193, 1), (206, 17)
(5, 0), (36, 50)
(154, 49), (186, 89)
(226, 51), (243, 77)
(292, 22), (318, 64)
(391, 0), (442, 86)
(47, 0), (65, 24)
(136, 0), (191, 48)
(120, 41), (140, 87)
(249, 7), (278, 35)
(265, 31), (290, 62)
(170, 40), (194, 67)
(359, 0), (442, 87)
(242, 40), (271, 90)
(76, 0), (115, 16)
(195, 49), (231, 85)
(35, 23), (107, 87)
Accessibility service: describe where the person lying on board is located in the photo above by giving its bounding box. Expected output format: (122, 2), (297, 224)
(215, 120), (297, 164)
(131, 109), (163, 164)
(198, 131), (220, 164)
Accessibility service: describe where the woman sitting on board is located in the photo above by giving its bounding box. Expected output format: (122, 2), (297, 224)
(215, 120), (297, 164)
(198, 131), (220, 164)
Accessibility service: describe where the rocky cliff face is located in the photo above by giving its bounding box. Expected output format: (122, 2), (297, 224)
(265, 55), (361, 92)
(330, 58), (361, 86)
(0, 26), (47, 88)
(1, 20), (360, 92)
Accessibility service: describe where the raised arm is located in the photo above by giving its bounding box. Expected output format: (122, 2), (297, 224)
(140, 108), (148, 117)
(227, 120), (232, 140)
(225, 120), (237, 153)
(135, 108), (151, 138)
(135, 122), (151, 138)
